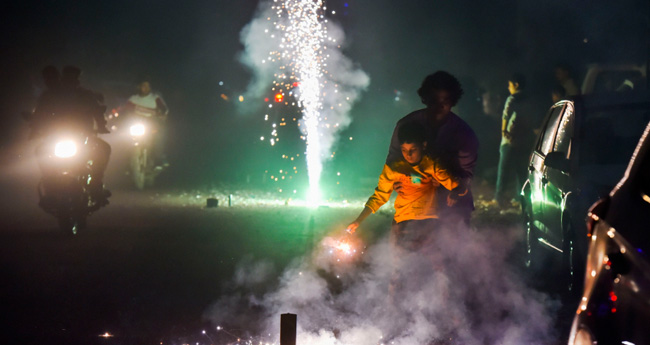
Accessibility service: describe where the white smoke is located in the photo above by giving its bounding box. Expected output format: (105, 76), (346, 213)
(204, 223), (559, 345)
(237, 0), (370, 179)
(237, 1), (280, 104)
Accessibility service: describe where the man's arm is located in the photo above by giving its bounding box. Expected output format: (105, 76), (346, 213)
(155, 96), (169, 117)
(428, 162), (459, 191)
(459, 137), (478, 178)
(501, 95), (513, 140)
(386, 122), (402, 164)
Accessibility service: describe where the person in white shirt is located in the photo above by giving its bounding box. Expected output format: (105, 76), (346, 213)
(125, 80), (169, 167)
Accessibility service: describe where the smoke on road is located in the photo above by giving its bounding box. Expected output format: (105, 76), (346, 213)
(205, 222), (559, 345)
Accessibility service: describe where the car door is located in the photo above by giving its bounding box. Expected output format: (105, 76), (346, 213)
(528, 103), (564, 236)
(543, 102), (575, 249)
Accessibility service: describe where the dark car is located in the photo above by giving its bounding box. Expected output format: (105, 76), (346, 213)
(521, 91), (650, 287)
(568, 120), (650, 345)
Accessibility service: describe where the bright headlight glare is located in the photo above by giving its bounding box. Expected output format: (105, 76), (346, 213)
(54, 140), (77, 158)
(130, 124), (146, 136)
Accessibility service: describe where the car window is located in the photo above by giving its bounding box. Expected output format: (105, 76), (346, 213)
(580, 105), (650, 166)
(553, 103), (574, 158)
(593, 70), (645, 94)
(538, 105), (564, 155)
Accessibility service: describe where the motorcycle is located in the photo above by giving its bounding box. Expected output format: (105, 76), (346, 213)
(127, 116), (163, 190)
(35, 129), (109, 235)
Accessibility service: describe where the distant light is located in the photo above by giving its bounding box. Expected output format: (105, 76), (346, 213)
(219, 81), (224, 86)
(275, 93), (284, 102)
(238, 95), (244, 102)
(260, 136), (265, 141)
(349, 137), (353, 140)
(99, 332), (113, 338)
(583, 38), (588, 43)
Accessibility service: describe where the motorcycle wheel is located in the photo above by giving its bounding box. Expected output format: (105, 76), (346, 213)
(131, 146), (147, 190)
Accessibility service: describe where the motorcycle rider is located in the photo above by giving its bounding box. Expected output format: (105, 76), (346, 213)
(124, 80), (169, 167)
(31, 65), (111, 205)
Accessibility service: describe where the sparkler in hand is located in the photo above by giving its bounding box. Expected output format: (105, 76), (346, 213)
(321, 228), (363, 261)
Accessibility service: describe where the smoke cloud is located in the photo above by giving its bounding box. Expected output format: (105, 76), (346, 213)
(237, 0), (370, 163)
(204, 223), (559, 345)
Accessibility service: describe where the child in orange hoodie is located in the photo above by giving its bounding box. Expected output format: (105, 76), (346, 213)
(346, 122), (462, 251)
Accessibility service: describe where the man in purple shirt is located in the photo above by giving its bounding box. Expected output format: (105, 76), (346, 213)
(387, 71), (479, 226)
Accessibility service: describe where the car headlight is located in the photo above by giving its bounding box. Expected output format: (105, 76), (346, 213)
(54, 140), (77, 158)
(130, 124), (146, 137)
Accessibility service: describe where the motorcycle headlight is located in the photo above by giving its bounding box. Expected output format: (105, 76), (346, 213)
(130, 124), (146, 137)
(54, 140), (77, 158)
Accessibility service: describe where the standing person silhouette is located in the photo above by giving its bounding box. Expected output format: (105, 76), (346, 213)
(386, 71), (478, 226)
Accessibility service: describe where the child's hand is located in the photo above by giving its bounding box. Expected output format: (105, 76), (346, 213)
(393, 181), (405, 195)
(346, 222), (360, 234)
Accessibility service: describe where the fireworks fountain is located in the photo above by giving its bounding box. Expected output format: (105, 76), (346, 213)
(277, 0), (327, 205)
(239, 0), (369, 206)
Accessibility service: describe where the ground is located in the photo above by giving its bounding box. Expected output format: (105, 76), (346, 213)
(0, 148), (574, 345)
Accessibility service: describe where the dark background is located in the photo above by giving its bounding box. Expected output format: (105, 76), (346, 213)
(1, 0), (648, 191)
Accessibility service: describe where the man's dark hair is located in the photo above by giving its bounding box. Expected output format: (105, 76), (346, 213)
(509, 72), (526, 90)
(398, 121), (426, 145)
(417, 71), (464, 106)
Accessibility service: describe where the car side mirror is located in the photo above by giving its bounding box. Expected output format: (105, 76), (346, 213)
(545, 151), (570, 173)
